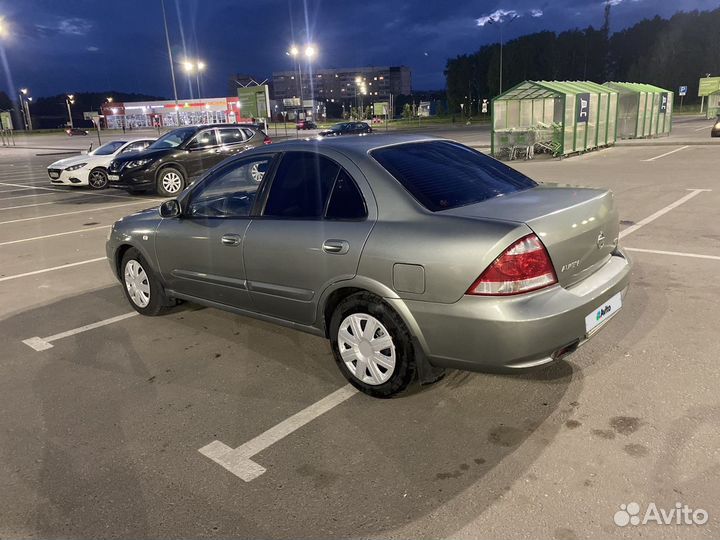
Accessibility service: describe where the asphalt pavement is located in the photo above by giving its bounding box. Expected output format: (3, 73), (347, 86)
(0, 118), (718, 539)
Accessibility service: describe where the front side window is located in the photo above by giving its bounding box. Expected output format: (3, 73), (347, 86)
(186, 130), (219, 150)
(187, 155), (273, 218)
(263, 152), (340, 218)
(371, 141), (537, 212)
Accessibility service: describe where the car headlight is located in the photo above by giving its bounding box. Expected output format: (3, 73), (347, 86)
(125, 158), (154, 169)
(65, 163), (87, 171)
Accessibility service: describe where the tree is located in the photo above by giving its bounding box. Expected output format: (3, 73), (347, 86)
(402, 103), (413, 119)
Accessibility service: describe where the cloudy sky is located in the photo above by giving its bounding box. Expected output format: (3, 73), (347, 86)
(1, 0), (718, 99)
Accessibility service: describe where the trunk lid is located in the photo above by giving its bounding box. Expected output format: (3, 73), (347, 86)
(442, 186), (619, 287)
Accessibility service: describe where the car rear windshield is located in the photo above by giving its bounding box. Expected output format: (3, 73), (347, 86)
(371, 141), (537, 211)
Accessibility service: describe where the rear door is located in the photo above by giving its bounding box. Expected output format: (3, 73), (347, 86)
(243, 151), (375, 325)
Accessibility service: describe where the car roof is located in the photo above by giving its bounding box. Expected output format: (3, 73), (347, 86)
(260, 133), (438, 160)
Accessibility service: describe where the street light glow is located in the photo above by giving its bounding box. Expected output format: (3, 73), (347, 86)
(107, 96), (113, 102)
(289, 45), (299, 57)
(0, 18), (8, 38)
(305, 45), (316, 59)
(197, 61), (206, 71)
(20, 88), (28, 95)
(183, 61), (194, 72)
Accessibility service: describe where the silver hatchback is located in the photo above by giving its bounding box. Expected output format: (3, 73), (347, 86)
(107, 135), (630, 398)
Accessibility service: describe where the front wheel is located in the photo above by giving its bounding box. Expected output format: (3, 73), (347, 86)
(329, 292), (417, 398)
(156, 167), (185, 197)
(88, 168), (108, 189)
(120, 248), (169, 316)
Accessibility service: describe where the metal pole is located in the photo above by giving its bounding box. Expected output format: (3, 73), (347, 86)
(196, 73), (201, 99)
(298, 62), (304, 118)
(18, 93), (27, 130)
(499, 25), (503, 95)
(24, 100), (32, 130)
(160, 0), (180, 124)
(66, 99), (74, 128)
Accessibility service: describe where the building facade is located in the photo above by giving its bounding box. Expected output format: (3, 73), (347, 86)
(272, 66), (411, 103)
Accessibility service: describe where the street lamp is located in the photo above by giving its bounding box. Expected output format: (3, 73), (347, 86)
(18, 88), (33, 130)
(66, 94), (75, 129)
(182, 60), (205, 99)
(0, 17), (8, 39)
(487, 14), (518, 95)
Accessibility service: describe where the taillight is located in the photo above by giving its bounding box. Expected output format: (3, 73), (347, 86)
(263, 135), (272, 145)
(466, 233), (557, 296)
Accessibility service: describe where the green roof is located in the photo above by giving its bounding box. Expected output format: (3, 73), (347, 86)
(496, 80), (618, 101)
(604, 82), (672, 94)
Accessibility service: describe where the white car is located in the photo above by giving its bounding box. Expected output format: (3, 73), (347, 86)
(47, 139), (154, 189)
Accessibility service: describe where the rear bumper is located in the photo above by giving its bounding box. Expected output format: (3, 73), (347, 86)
(395, 250), (631, 372)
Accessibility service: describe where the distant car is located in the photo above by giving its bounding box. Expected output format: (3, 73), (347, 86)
(66, 127), (89, 136)
(46, 139), (154, 189)
(107, 124), (272, 196)
(711, 115), (720, 137)
(296, 120), (317, 130)
(319, 121), (372, 137)
(106, 136), (630, 398)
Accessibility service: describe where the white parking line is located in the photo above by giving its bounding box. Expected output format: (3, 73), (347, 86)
(0, 191), (57, 201)
(0, 257), (107, 282)
(0, 201), (57, 211)
(23, 312), (138, 351)
(0, 225), (110, 246)
(199, 384), (358, 481)
(0, 187), (34, 194)
(619, 189), (711, 239)
(0, 182), (165, 202)
(643, 145), (689, 162)
(0, 201), (154, 225)
(625, 247), (720, 261)
(694, 125), (712, 132)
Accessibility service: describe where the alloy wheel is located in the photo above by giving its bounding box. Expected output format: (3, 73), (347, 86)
(250, 163), (265, 182)
(337, 313), (396, 385)
(88, 170), (108, 189)
(161, 171), (182, 194)
(124, 259), (150, 308)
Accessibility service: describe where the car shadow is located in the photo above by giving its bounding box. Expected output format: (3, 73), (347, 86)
(1, 285), (579, 538)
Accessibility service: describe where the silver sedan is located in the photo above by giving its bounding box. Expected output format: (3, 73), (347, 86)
(106, 134), (630, 398)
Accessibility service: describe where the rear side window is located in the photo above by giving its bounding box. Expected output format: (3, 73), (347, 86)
(371, 141), (537, 211)
(264, 152), (339, 218)
(326, 170), (367, 220)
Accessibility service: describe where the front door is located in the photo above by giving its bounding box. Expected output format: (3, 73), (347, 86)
(183, 128), (222, 178)
(155, 154), (276, 308)
(243, 151), (375, 325)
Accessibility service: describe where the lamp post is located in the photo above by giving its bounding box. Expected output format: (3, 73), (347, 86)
(160, 0), (180, 125)
(65, 94), (75, 128)
(287, 44), (317, 120)
(487, 14), (517, 95)
(18, 88), (32, 130)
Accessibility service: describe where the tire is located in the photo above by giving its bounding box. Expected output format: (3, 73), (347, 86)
(156, 167), (185, 197)
(88, 167), (108, 189)
(329, 292), (417, 398)
(120, 248), (169, 316)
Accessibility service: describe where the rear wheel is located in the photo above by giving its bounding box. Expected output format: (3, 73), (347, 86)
(120, 248), (169, 316)
(88, 168), (108, 189)
(330, 292), (416, 398)
(156, 167), (185, 197)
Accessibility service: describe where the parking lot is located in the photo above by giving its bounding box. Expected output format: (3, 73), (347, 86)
(1, 118), (719, 539)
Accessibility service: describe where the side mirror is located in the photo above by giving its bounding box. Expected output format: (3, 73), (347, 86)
(159, 199), (181, 218)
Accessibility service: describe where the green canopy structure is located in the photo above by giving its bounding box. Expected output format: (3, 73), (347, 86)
(491, 81), (618, 159)
(603, 82), (673, 138)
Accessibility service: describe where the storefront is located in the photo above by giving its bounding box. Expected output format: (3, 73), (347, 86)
(100, 97), (249, 129)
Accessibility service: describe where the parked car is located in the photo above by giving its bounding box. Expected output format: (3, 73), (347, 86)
(711, 115), (720, 137)
(66, 127), (89, 136)
(319, 121), (372, 136)
(296, 119), (317, 130)
(46, 139), (154, 189)
(107, 135), (630, 398)
(107, 124), (271, 196)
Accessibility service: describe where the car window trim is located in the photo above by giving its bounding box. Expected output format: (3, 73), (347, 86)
(180, 152), (280, 219)
(256, 150), (368, 222)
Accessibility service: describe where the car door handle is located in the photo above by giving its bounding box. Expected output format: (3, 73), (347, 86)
(221, 234), (242, 246)
(322, 239), (349, 254)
